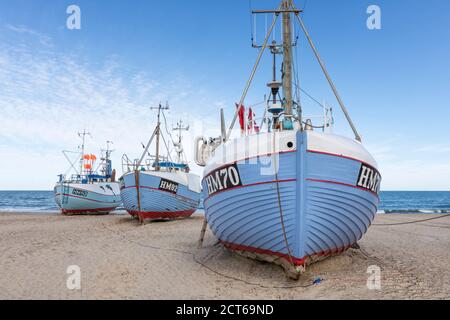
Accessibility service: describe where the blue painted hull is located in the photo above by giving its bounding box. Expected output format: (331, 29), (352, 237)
(202, 131), (380, 275)
(54, 183), (121, 215)
(120, 171), (201, 221)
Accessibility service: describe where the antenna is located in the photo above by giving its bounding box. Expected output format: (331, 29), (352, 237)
(98, 140), (115, 177)
(102, 140), (115, 160)
(173, 119), (189, 133)
(106, 140), (114, 150)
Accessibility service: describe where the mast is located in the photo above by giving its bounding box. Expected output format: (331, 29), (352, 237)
(222, 0), (361, 143)
(150, 103), (169, 171)
(101, 140), (114, 178)
(173, 119), (189, 164)
(282, 0), (294, 127)
(105, 140), (113, 161)
(155, 104), (162, 171)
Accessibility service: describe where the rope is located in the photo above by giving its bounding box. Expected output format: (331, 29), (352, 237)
(358, 247), (385, 271)
(101, 222), (314, 289)
(373, 214), (450, 226)
(272, 131), (296, 268)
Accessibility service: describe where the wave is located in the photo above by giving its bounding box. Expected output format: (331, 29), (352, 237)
(0, 206), (59, 213)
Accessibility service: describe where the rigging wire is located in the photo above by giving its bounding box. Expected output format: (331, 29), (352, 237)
(249, 100), (266, 108)
(265, 13), (268, 41)
(290, 24), (323, 113)
(161, 108), (175, 145)
(293, 82), (328, 110)
(159, 127), (175, 164)
(302, 0), (309, 12)
(249, 0), (254, 45)
(62, 150), (82, 176)
(292, 27), (301, 113)
(160, 108), (179, 163)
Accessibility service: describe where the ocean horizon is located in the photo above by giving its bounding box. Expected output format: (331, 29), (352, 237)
(1, 190), (450, 214)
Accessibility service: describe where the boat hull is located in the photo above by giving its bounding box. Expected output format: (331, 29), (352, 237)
(120, 171), (201, 222)
(202, 130), (381, 277)
(54, 182), (121, 215)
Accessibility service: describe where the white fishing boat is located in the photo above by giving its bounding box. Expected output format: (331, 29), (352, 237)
(120, 103), (201, 223)
(54, 132), (121, 215)
(195, 0), (381, 278)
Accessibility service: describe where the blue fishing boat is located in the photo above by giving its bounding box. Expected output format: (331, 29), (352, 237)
(119, 103), (201, 223)
(54, 133), (121, 215)
(195, 0), (381, 278)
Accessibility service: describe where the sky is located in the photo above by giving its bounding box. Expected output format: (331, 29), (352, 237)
(0, 0), (449, 191)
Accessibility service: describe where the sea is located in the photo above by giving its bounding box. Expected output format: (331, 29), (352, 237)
(0, 191), (450, 214)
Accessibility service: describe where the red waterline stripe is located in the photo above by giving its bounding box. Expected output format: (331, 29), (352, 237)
(220, 240), (354, 267)
(61, 207), (116, 215)
(306, 178), (380, 198)
(129, 209), (196, 220)
(220, 240), (306, 266)
(203, 178), (297, 204)
(120, 186), (198, 204)
(56, 193), (118, 204)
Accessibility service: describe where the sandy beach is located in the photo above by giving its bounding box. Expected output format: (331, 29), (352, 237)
(0, 211), (449, 300)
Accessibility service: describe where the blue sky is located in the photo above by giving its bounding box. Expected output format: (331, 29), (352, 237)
(0, 0), (450, 190)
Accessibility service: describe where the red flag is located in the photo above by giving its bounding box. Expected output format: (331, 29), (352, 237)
(248, 107), (260, 134)
(248, 107), (253, 133)
(236, 103), (245, 134)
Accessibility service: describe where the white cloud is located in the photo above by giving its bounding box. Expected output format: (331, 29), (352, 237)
(415, 144), (450, 154)
(381, 161), (450, 191)
(5, 24), (53, 47)
(0, 25), (221, 189)
(366, 137), (450, 191)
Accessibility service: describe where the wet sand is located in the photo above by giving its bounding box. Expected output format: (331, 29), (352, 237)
(0, 211), (449, 299)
